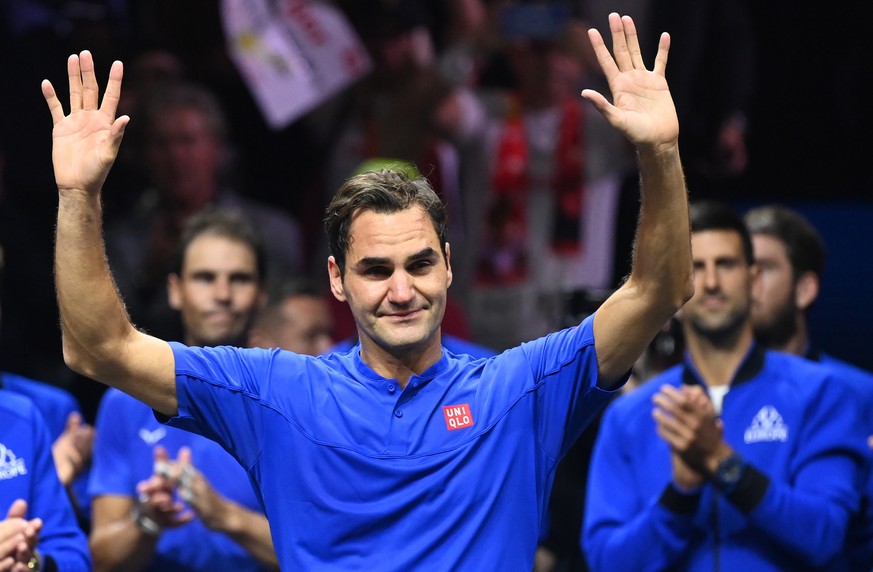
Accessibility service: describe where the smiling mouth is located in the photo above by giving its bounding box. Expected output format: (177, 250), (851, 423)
(384, 309), (421, 319)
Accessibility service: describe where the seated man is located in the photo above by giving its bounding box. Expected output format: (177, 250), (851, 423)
(88, 208), (277, 571)
(582, 201), (867, 571)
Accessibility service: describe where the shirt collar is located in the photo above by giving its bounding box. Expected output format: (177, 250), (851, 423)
(682, 342), (766, 389)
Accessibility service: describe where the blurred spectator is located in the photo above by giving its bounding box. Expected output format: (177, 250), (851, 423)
(0, 392), (91, 571)
(745, 204), (873, 569)
(248, 278), (335, 356)
(583, 201), (866, 571)
(104, 81), (303, 342)
(467, 1), (634, 350)
(89, 208), (277, 571)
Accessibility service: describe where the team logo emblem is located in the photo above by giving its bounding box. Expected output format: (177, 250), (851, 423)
(744, 406), (789, 443)
(0, 442), (27, 480)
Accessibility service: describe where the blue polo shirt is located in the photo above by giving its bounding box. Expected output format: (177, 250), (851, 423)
(0, 393), (90, 570)
(166, 314), (616, 570)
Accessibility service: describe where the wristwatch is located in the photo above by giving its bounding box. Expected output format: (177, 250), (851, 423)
(713, 453), (747, 492)
(131, 502), (163, 537)
(27, 550), (41, 571)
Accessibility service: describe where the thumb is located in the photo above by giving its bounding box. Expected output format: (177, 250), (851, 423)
(5, 499), (27, 520)
(65, 411), (83, 431)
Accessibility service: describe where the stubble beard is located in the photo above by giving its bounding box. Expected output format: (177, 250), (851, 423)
(752, 296), (798, 349)
(688, 306), (748, 350)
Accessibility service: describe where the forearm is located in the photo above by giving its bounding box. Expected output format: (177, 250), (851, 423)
(55, 190), (178, 413)
(585, 490), (698, 572)
(55, 190), (136, 379)
(726, 463), (854, 566)
(631, 143), (692, 312)
(89, 515), (159, 572)
(213, 501), (279, 569)
(593, 145), (691, 383)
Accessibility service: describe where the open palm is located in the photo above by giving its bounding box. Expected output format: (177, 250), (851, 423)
(582, 14), (679, 150)
(42, 51), (128, 194)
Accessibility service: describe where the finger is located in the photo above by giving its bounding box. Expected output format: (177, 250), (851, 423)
(153, 445), (168, 461)
(652, 32), (671, 77)
(100, 60), (124, 120)
(41, 80), (65, 125)
(79, 50), (99, 111)
(109, 115), (130, 156)
(67, 54), (82, 112)
(653, 409), (693, 446)
(65, 411), (82, 431)
(608, 12), (632, 72)
(621, 15), (645, 69)
(586, 28), (618, 84)
(580, 88), (624, 130)
(5, 501), (26, 521)
(177, 447), (192, 466)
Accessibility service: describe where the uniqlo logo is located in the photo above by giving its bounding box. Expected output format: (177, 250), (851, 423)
(443, 404), (474, 431)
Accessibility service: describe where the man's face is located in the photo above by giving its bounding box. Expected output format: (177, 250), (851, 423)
(750, 234), (798, 345)
(168, 234), (262, 346)
(270, 295), (335, 357)
(328, 206), (452, 354)
(684, 230), (753, 342)
(146, 106), (221, 207)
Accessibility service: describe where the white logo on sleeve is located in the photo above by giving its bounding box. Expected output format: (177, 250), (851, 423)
(744, 406), (789, 443)
(139, 427), (167, 446)
(0, 443), (27, 480)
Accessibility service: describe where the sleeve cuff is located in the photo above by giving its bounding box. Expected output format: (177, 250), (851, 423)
(659, 483), (702, 514)
(723, 464), (770, 513)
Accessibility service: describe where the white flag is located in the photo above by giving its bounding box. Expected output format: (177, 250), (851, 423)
(221, 0), (371, 129)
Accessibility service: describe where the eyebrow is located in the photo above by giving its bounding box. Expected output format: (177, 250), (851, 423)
(355, 248), (438, 269)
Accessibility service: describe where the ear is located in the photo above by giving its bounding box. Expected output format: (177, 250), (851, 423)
(795, 271), (819, 312)
(445, 242), (453, 289)
(167, 274), (182, 310)
(327, 256), (346, 302)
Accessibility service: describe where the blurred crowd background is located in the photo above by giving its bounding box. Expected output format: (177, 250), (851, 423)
(0, 0), (871, 423)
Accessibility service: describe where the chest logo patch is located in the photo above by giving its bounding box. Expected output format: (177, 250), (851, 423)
(744, 406), (789, 443)
(139, 427), (167, 446)
(443, 404), (474, 431)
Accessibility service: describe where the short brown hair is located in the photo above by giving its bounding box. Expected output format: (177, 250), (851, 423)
(323, 169), (448, 275)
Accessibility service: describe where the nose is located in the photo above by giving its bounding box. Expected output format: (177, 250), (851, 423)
(701, 263), (719, 292)
(213, 277), (232, 303)
(386, 271), (415, 306)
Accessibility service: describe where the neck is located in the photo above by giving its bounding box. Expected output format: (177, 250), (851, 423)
(770, 318), (810, 357)
(358, 331), (443, 388)
(685, 323), (755, 387)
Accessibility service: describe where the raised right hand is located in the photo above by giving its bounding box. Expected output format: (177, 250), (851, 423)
(42, 50), (128, 195)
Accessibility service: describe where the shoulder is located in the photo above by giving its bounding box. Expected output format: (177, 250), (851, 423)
(0, 391), (40, 424)
(1, 372), (78, 412)
(442, 335), (499, 360)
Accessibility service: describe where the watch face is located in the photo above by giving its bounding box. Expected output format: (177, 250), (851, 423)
(716, 455), (745, 487)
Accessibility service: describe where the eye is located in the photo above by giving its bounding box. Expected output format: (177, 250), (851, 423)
(364, 266), (391, 278)
(408, 260), (433, 273)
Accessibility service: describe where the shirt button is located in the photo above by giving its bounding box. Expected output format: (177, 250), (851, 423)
(387, 384), (396, 393)
(395, 410), (403, 418)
